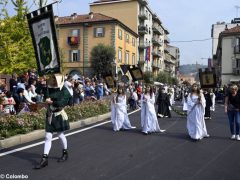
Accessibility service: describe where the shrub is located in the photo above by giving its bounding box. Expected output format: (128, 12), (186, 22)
(0, 100), (110, 139)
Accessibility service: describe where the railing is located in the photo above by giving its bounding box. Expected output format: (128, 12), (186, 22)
(152, 37), (163, 46)
(234, 46), (240, 54)
(152, 50), (161, 57)
(152, 25), (163, 35)
(164, 35), (170, 43)
(138, 25), (148, 35)
(138, 11), (148, 20)
(139, 41), (149, 49)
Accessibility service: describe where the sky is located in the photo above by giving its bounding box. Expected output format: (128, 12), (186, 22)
(4, 0), (240, 65)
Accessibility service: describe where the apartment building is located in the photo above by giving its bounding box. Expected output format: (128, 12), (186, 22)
(90, 0), (171, 74)
(216, 25), (240, 85)
(168, 45), (180, 77)
(56, 13), (138, 77)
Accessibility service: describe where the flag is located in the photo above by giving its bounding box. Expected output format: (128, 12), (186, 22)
(145, 46), (150, 61)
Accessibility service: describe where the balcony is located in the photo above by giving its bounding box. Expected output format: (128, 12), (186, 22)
(152, 25), (163, 35)
(152, 37), (162, 46)
(164, 45), (170, 53)
(67, 36), (79, 46)
(139, 41), (149, 49)
(233, 68), (240, 75)
(139, 0), (148, 6)
(138, 25), (148, 35)
(152, 50), (161, 57)
(138, 56), (146, 66)
(138, 11), (148, 20)
(234, 46), (240, 54)
(164, 35), (170, 43)
(152, 61), (160, 69)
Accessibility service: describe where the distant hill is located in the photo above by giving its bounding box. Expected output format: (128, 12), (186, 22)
(179, 64), (207, 75)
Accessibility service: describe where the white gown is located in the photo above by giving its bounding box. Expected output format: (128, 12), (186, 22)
(187, 93), (209, 140)
(141, 93), (164, 134)
(210, 92), (216, 111)
(111, 95), (135, 131)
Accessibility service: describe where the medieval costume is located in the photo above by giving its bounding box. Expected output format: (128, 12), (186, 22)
(111, 87), (135, 131)
(141, 85), (165, 135)
(210, 90), (216, 111)
(204, 90), (213, 120)
(187, 84), (209, 140)
(156, 88), (171, 118)
(35, 74), (71, 169)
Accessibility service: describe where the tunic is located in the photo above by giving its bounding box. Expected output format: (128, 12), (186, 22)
(111, 95), (134, 131)
(187, 93), (208, 140)
(45, 86), (71, 133)
(141, 93), (162, 133)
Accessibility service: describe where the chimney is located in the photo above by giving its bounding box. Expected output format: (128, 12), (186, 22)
(71, 13), (77, 20)
(89, 12), (94, 19)
(225, 24), (228, 30)
(54, 16), (58, 21)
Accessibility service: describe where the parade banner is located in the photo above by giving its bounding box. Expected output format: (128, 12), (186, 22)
(199, 68), (217, 88)
(27, 4), (61, 75)
(129, 66), (143, 81)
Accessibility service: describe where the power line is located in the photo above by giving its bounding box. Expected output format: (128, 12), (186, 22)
(170, 38), (213, 43)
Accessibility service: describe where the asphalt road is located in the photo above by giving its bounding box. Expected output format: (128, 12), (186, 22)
(0, 103), (239, 180)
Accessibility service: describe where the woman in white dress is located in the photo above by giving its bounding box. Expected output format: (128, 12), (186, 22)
(210, 89), (216, 111)
(187, 84), (210, 140)
(111, 87), (136, 131)
(141, 85), (165, 135)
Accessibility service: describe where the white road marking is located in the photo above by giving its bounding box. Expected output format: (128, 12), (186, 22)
(0, 109), (140, 157)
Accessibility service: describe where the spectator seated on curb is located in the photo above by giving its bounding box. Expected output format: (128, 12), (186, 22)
(2, 91), (16, 115)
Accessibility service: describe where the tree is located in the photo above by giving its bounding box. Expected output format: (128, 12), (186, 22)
(143, 71), (154, 84)
(0, 0), (36, 74)
(91, 43), (115, 75)
(155, 72), (168, 84)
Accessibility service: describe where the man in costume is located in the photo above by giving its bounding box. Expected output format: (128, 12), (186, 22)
(35, 74), (71, 169)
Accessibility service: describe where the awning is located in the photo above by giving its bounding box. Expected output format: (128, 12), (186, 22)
(230, 78), (240, 82)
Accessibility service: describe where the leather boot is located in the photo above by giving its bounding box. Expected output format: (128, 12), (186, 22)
(57, 149), (68, 162)
(35, 154), (48, 169)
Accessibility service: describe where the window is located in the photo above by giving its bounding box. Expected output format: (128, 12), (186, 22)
(132, 53), (136, 65)
(72, 29), (79, 36)
(94, 27), (105, 37)
(118, 48), (122, 62)
(118, 29), (122, 40)
(126, 34), (129, 43)
(125, 51), (129, 64)
(237, 59), (240, 68)
(132, 38), (135, 47)
(69, 50), (80, 62)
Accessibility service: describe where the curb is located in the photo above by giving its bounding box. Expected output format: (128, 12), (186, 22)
(0, 112), (111, 149)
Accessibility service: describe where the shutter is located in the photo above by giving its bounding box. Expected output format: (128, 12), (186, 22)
(232, 58), (236, 68)
(102, 27), (105, 37)
(232, 37), (236, 47)
(69, 50), (72, 62)
(94, 28), (96, 37)
(78, 50), (80, 61)
(78, 29), (80, 43)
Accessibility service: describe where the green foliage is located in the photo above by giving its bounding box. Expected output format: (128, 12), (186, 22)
(155, 72), (169, 84)
(0, 0), (36, 74)
(91, 43), (115, 75)
(143, 71), (154, 84)
(0, 100), (110, 139)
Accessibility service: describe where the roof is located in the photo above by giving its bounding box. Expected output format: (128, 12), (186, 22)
(221, 25), (240, 35)
(56, 13), (138, 37)
(56, 13), (116, 25)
